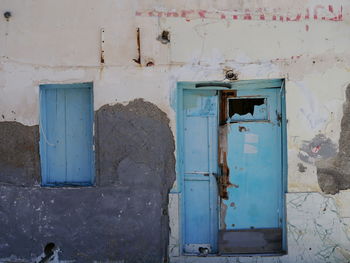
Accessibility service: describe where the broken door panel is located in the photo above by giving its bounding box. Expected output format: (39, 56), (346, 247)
(183, 90), (218, 254)
(219, 88), (283, 253)
(228, 98), (267, 121)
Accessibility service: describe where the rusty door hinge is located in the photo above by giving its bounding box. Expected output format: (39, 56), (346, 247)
(277, 111), (282, 126)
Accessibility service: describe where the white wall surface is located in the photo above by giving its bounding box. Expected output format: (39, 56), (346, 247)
(1, 0), (350, 262)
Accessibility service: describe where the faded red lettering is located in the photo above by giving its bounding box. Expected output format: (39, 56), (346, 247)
(181, 10), (194, 19)
(287, 14), (301, 21)
(198, 10), (207, 18)
(166, 11), (179, 17)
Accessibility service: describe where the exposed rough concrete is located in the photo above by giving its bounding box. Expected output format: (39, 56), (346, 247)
(94, 98), (176, 262)
(95, 98), (175, 191)
(0, 99), (175, 263)
(0, 186), (165, 263)
(315, 84), (350, 194)
(0, 121), (40, 186)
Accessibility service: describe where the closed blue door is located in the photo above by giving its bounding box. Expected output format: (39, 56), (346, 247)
(223, 88), (282, 230)
(182, 90), (218, 253)
(40, 83), (94, 185)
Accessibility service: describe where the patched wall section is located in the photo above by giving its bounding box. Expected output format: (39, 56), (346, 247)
(95, 98), (176, 262)
(0, 99), (175, 263)
(0, 121), (40, 186)
(315, 84), (350, 194)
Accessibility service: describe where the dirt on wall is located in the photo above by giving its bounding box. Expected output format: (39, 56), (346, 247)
(0, 99), (175, 263)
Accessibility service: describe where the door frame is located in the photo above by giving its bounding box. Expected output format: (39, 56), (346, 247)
(176, 79), (288, 255)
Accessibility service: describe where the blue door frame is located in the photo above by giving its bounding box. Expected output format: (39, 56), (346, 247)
(175, 79), (288, 254)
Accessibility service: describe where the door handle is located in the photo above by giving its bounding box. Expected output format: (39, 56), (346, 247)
(186, 172), (218, 177)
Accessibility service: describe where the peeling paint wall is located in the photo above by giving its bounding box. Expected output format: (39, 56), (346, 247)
(1, 0), (350, 262)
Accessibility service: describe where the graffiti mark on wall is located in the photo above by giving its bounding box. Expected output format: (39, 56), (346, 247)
(136, 5), (343, 22)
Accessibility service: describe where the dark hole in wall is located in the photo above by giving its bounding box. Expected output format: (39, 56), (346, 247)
(44, 242), (55, 256)
(228, 98), (265, 117)
(157, 30), (170, 44)
(37, 242), (56, 263)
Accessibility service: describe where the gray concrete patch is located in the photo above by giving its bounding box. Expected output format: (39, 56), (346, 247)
(0, 121), (40, 186)
(0, 99), (175, 263)
(314, 84), (350, 194)
(0, 186), (165, 263)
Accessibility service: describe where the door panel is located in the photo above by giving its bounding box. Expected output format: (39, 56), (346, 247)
(65, 88), (93, 183)
(181, 85), (284, 255)
(183, 90), (218, 253)
(223, 88), (281, 230)
(44, 88), (67, 183)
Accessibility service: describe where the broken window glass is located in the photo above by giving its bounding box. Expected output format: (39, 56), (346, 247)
(227, 98), (267, 122)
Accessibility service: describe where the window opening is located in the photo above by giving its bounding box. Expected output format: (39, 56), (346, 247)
(227, 98), (267, 122)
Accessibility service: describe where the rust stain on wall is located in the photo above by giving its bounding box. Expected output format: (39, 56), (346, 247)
(133, 28), (141, 65)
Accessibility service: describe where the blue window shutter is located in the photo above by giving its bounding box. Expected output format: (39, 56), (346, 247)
(40, 83), (94, 186)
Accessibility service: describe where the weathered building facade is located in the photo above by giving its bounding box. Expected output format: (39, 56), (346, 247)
(0, 0), (349, 262)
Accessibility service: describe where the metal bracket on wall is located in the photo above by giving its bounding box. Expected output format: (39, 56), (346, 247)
(195, 83), (232, 89)
(100, 28), (105, 64)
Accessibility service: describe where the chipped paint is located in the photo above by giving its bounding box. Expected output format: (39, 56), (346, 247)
(218, 126), (232, 200)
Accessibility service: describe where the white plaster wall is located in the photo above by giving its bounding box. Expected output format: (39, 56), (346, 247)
(1, 0), (350, 262)
(170, 192), (350, 263)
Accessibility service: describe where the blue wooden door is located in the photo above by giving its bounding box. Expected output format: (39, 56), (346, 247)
(40, 83), (94, 185)
(182, 90), (218, 253)
(223, 88), (282, 230)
